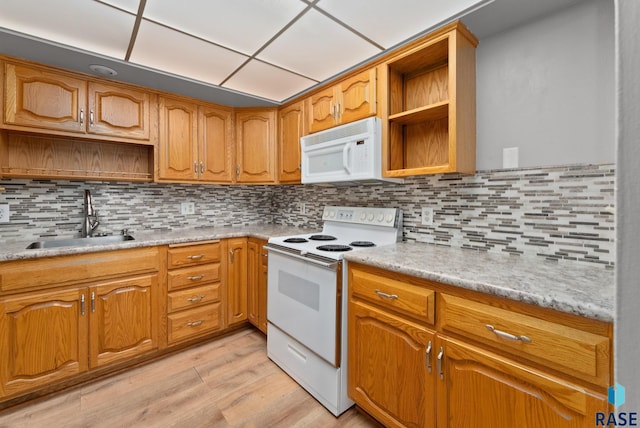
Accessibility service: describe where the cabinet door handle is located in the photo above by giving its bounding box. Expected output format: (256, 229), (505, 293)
(91, 291), (95, 313)
(437, 346), (444, 380)
(194, 162), (198, 175)
(79, 108), (84, 126)
(335, 102), (340, 121)
(236, 165), (240, 177)
(200, 162), (204, 174)
(89, 109), (94, 126)
(188, 275), (204, 281)
(187, 320), (203, 327)
(425, 341), (432, 373)
(375, 289), (398, 300)
(486, 324), (532, 343)
(80, 294), (85, 316)
(187, 295), (205, 303)
(187, 254), (204, 260)
(229, 248), (236, 264)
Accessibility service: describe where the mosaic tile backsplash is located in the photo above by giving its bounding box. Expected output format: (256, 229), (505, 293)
(0, 163), (615, 268)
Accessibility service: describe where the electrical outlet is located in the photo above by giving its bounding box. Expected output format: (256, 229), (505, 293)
(421, 207), (434, 226)
(180, 202), (195, 215)
(0, 204), (9, 223)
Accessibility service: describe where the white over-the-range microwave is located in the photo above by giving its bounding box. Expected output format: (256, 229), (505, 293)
(300, 117), (403, 185)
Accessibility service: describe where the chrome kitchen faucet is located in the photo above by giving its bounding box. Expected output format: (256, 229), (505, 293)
(82, 189), (100, 237)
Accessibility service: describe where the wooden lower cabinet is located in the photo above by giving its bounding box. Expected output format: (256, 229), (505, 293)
(0, 288), (88, 398)
(247, 238), (267, 334)
(347, 263), (612, 428)
(0, 273), (159, 398)
(227, 237), (248, 326)
(437, 336), (608, 428)
(348, 300), (436, 428)
(89, 274), (159, 368)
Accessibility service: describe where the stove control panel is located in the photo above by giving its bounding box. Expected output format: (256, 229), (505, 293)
(322, 206), (400, 227)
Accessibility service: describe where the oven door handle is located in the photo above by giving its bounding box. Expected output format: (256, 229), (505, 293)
(265, 245), (339, 270)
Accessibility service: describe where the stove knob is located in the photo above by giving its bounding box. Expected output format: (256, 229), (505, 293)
(377, 213), (384, 222)
(385, 214), (394, 223)
(360, 212), (367, 221)
(328, 210), (335, 218)
(367, 213), (374, 221)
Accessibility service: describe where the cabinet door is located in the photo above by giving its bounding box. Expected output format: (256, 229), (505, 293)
(247, 239), (260, 328)
(89, 274), (158, 368)
(337, 68), (376, 125)
(3, 63), (86, 133)
(199, 105), (234, 183)
(235, 110), (277, 183)
(0, 288), (88, 398)
(227, 238), (248, 326)
(258, 245), (268, 334)
(307, 85), (337, 133)
(88, 82), (151, 141)
(348, 301), (436, 428)
(278, 101), (304, 183)
(436, 336), (609, 428)
(158, 96), (198, 180)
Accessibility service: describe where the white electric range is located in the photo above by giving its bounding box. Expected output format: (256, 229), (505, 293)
(265, 206), (402, 416)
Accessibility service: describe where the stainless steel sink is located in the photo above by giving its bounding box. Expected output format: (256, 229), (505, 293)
(26, 234), (135, 249)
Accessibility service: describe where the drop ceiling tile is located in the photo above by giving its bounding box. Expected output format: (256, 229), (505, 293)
(257, 8), (381, 82)
(130, 20), (248, 86)
(317, 0), (490, 48)
(0, 0), (134, 59)
(98, 0), (141, 14)
(224, 60), (317, 102)
(141, 0), (307, 56)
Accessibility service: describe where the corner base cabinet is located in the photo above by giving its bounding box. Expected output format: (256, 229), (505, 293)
(347, 262), (612, 428)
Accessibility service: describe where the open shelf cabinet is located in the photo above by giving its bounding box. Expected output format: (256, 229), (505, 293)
(383, 22), (478, 177)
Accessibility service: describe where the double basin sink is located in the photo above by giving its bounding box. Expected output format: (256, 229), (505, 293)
(26, 234), (135, 249)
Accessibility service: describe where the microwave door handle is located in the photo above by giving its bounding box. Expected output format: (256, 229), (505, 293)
(342, 143), (352, 174)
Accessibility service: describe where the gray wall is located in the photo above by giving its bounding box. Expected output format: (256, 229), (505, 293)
(475, 0), (615, 169)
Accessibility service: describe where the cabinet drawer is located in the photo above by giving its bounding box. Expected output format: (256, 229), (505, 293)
(438, 293), (611, 386)
(168, 303), (223, 345)
(167, 242), (220, 268)
(167, 264), (220, 290)
(168, 283), (221, 313)
(350, 267), (434, 324)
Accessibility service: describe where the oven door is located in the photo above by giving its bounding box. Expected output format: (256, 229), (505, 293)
(266, 246), (341, 366)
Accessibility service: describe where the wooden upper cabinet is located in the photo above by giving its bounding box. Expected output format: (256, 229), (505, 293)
(235, 109), (277, 183)
(3, 62), (156, 144)
(278, 101), (305, 183)
(4, 62), (86, 133)
(158, 96), (198, 181)
(87, 82), (152, 141)
(307, 68), (376, 133)
(199, 105), (234, 183)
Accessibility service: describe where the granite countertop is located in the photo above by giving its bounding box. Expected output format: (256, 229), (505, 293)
(345, 241), (614, 322)
(0, 224), (317, 262)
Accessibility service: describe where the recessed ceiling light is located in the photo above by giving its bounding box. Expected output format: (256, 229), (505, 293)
(89, 64), (118, 76)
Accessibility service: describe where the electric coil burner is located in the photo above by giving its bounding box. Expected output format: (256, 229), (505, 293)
(265, 206), (403, 416)
(316, 244), (352, 252)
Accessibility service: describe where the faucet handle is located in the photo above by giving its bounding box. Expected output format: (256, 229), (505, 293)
(121, 228), (130, 236)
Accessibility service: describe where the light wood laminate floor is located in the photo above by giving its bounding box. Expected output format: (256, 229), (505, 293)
(0, 329), (377, 428)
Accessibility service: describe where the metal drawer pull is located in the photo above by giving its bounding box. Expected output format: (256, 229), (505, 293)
(81, 294), (85, 316)
(80, 108), (84, 126)
(486, 324), (532, 343)
(187, 254), (205, 260)
(437, 347), (444, 380)
(187, 320), (203, 327)
(375, 289), (398, 300)
(425, 341), (432, 373)
(91, 292), (95, 313)
(187, 296), (205, 303)
(188, 275), (205, 281)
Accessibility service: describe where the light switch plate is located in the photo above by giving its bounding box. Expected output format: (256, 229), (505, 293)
(0, 204), (10, 223)
(503, 147), (519, 169)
